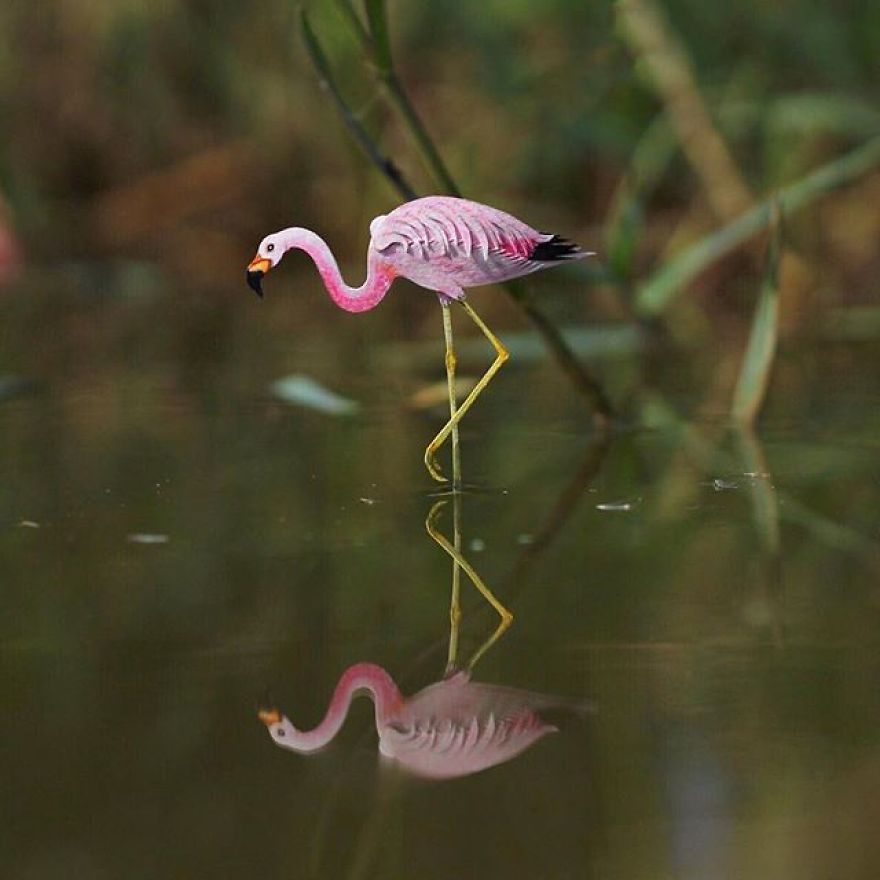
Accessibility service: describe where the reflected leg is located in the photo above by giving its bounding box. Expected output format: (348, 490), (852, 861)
(424, 300), (509, 483)
(425, 499), (514, 672)
(426, 500), (462, 671)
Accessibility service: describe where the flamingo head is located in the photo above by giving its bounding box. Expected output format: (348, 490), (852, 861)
(257, 704), (298, 747)
(246, 232), (285, 297)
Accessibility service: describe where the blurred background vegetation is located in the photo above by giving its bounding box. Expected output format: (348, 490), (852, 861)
(2, 3), (880, 878)
(2, 0), (878, 337)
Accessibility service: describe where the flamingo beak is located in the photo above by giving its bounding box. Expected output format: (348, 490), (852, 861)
(246, 256), (272, 298)
(257, 706), (282, 726)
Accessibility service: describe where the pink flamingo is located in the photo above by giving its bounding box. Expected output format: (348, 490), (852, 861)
(246, 196), (590, 482)
(257, 662), (573, 780)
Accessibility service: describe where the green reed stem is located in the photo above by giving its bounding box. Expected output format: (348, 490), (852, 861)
(304, 2), (613, 422)
(731, 202), (781, 424)
(636, 134), (880, 316)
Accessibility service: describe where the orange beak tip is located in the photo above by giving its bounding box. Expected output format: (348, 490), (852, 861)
(258, 707), (282, 726)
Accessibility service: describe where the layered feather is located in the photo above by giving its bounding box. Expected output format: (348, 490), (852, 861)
(370, 196), (588, 291)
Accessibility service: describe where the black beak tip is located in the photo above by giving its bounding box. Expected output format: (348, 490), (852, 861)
(246, 269), (264, 298)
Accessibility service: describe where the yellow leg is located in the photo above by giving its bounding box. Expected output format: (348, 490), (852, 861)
(466, 614), (510, 672)
(424, 300), (509, 483)
(426, 498), (463, 671)
(441, 303), (462, 491)
(425, 499), (514, 672)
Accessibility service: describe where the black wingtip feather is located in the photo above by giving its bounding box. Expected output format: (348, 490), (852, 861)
(530, 234), (581, 262)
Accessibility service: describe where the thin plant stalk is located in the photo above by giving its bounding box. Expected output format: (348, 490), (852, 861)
(501, 431), (610, 598)
(304, 4), (613, 423)
(617, 0), (752, 222)
(734, 427), (781, 556)
(301, 11), (416, 200)
(379, 72), (461, 196)
(735, 427), (783, 648)
(642, 393), (880, 570)
(636, 134), (880, 315)
(339, 0), (460, 195)
(732, 202), (782, 423)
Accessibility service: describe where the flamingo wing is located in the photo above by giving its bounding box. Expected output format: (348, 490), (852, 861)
(370, 196), (588, 290)
(377, 674), (563, 779)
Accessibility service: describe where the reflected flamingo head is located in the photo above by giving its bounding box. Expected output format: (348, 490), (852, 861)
(258, 706), (299, 749)
(256, 663), (580, 777)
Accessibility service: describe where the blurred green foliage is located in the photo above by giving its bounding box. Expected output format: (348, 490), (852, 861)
(2, 277), (880, 877)
(1, 0), (878, 325)
(2, 6), (880, 876)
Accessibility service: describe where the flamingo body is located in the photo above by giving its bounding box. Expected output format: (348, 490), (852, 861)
(371, 196), (586, 297)
(246, 196), (588, 307)
(245, 196), (590, 482)
(258, 662), (564, 780)
(377, 670), (558, 779)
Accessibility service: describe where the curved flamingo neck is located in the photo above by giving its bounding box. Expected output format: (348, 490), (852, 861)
(278, 227), (395, 313)
(287, 663), (404, 752)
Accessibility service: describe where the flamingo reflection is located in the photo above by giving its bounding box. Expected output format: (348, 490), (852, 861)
(259, 499), (583, 778)
(259, 662), (565, 780)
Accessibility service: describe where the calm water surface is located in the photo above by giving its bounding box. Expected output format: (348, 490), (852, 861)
(2, 273), (879, 878)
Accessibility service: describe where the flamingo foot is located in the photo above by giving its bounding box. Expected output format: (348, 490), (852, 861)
(424, 442), (448, 483)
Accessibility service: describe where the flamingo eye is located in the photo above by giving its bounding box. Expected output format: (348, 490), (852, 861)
(276, 727), (285, 737)
(267, 243), (275, 253)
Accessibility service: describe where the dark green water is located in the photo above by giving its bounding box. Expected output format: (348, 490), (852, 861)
(2, 272), (879, 879)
